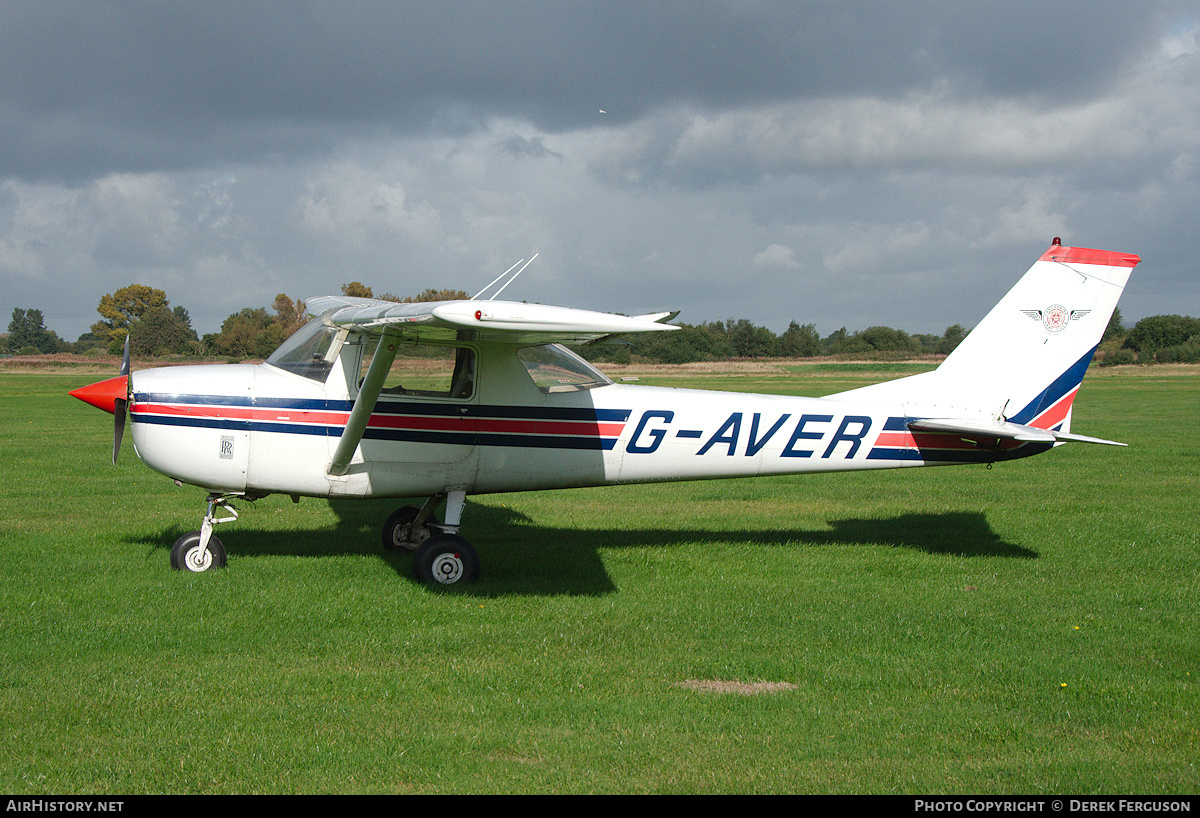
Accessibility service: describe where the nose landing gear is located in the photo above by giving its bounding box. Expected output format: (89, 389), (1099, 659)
(170, 493), (239, 573)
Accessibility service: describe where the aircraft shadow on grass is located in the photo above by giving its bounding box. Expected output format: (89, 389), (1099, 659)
(129, 498), (1035, 596)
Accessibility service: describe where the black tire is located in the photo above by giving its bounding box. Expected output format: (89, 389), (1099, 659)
(170, 531), (227, 572)
(382, 505), (442, 552)
(411, 533), (479, 586)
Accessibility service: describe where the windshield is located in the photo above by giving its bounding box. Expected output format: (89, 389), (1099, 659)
(265, 318), (339, 381)
(517, 343), (611, 393)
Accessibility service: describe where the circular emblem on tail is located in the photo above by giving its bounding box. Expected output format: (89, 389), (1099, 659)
(1042, 304), (1069, 333)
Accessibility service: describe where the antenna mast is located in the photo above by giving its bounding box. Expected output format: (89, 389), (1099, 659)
(470, 253), (539, 301)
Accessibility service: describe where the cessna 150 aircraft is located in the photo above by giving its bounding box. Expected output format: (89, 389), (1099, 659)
(70, 239), (1138, 586)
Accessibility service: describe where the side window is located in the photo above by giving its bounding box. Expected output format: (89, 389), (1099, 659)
(361, 343), (476, 400)
(517, 343), (611, 393)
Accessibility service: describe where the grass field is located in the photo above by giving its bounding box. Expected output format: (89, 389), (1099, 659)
(1, 363), (1196, 794)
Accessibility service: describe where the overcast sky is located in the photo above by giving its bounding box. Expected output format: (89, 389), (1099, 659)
(2, 1), (1198, 343)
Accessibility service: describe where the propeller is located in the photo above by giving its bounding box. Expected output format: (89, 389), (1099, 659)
(112, 335), (130, 464)
(68, 334), (131, 464)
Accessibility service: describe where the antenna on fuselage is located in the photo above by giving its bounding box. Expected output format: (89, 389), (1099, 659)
(470, 253), (538, 301)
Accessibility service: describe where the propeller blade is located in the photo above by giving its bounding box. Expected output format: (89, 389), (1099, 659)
(113, 397), (127, 465)
(114, 335), (130, 463)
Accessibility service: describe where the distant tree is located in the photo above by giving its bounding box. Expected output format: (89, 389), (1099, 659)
(1123, 315), (1200, 356)
(92, 284), (170, 352)
(937, 323), (969, 355)
(128, 305), (198, 356)
(214, 307), (281, 359)
(344, 284), (470, 303)
(857, 325), (915, 353)
(821, 327), (849, 354)
(617, 321), (731, 364)
(1154, 341), (1200, 363)
(721, 318), (779, 357)
(821, 327), (873, 356)
(780, 321), (820, 357)
(272, 294), (306, 337)
(6, 308), (62, 354)
(1102, 307), (1125, 343)
(399, 288), (471, 303)
(71, 331), (106, 355)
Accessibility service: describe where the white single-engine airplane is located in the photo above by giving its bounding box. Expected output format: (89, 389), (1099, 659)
(71, 239), (1138, 586)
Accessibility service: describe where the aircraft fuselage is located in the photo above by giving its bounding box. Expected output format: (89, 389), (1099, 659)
(127, 342), (1042, 501)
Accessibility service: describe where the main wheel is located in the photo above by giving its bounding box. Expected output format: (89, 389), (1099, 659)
(411, 533), (479, 586)
(382, 505), (441, 552)
(170, 531), (227, 572)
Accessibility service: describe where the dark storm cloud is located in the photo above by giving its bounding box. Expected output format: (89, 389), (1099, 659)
(2, 1), (1196, 342)
(0, 0), (1167, 181)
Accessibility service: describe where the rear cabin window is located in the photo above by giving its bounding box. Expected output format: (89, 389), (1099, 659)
(517, 344), (611, 393)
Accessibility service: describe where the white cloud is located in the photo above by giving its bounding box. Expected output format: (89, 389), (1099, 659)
(658, 93), (1147, 181)
(822, 223), (932, 276)
(753, 243), (800, 269)
(298, 162), (443, 244)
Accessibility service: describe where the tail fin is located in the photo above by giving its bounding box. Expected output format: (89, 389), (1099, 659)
(832, 240), (1139, 433)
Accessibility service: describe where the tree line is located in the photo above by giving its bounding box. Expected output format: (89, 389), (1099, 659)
(5, 284), (1199, 366)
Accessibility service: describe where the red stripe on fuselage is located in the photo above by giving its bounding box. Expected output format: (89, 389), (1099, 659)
(132, 402), (351, 426)
(368, 414), (624, 437)
(131, 402), (625, 439)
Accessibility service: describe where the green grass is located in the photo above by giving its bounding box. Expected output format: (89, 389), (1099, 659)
(1, 366), (1196, 794)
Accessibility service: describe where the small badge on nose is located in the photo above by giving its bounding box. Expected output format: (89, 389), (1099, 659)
(220, 436), (235, 460)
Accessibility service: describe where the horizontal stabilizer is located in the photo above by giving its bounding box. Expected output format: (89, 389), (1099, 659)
(907, 418), (1125, 447)
(1048, 430), (1127, 447)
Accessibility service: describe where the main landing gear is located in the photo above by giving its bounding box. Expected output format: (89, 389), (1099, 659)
(381, 489), (479, 587)
(170, 489), (480, 587)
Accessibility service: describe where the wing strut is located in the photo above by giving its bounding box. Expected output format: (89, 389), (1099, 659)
(328, 331), (400, 476)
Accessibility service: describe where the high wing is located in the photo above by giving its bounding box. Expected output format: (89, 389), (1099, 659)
(304, 295), (680, 345)
(307, 295), (679, 476)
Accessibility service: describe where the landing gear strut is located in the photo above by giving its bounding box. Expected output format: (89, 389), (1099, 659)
(383, 489), (479, 587)
(381, 498), (441, 552)
(170, 493), (239, 572)
(168, 489), (480, 585)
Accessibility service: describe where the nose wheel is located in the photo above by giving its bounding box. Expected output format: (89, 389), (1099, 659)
(170, 530), (227, 572)
(170, 493), (239, 572)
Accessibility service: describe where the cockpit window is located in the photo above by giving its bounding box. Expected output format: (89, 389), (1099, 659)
(265, 318), (338, 382)
(517, 343), (611, 393)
